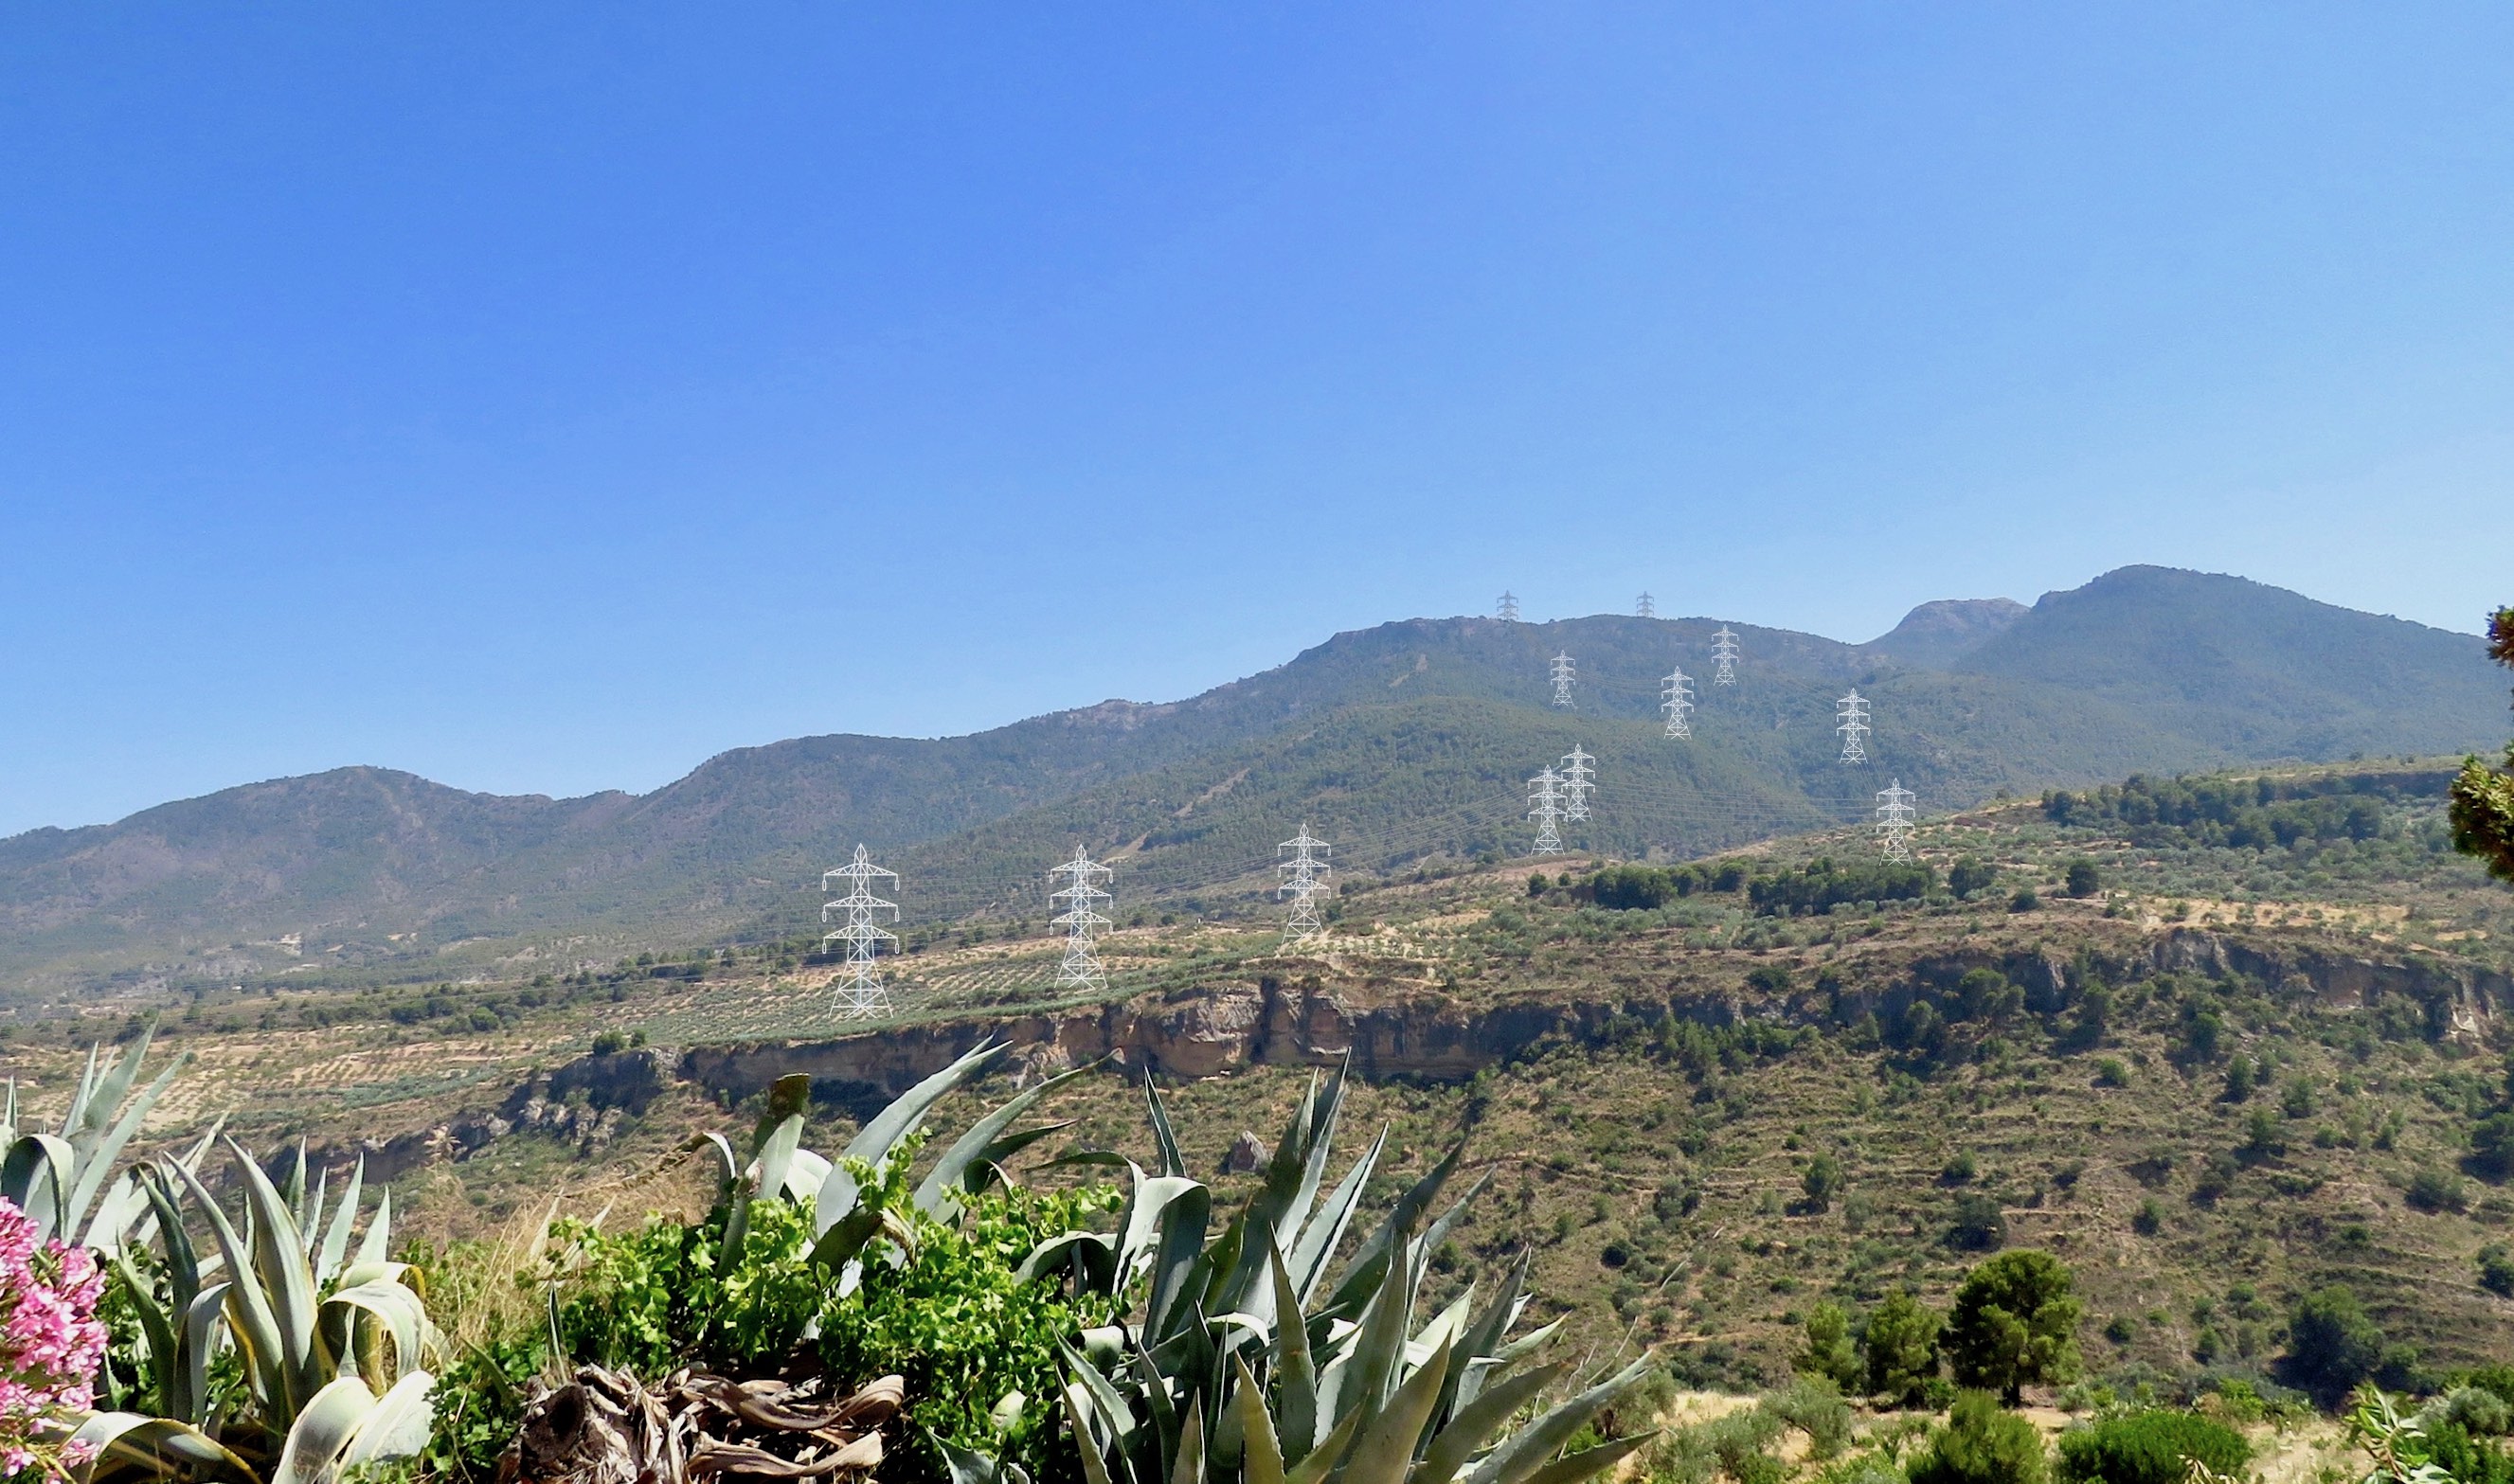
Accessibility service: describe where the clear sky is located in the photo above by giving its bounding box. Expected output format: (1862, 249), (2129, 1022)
(5, 6), (2510, 837)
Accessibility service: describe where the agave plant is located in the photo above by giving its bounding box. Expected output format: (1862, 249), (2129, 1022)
(696, 1040), (1089, 1281)
(67, 1141), (438, 1484)
(2, 1023), (197, 1250)
(1039, 1067), (1653, 1484)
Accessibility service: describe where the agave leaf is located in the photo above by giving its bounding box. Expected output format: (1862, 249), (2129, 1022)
(843, 1040), (1005, 1167)
(806, 1189), (889, 1272)
(63, 1048), (189, 1239)
(1138, 1178), (1213, 1340)
(111, 1248), (180, 1409)
(1325, 1135), (1467, 1319)
(343, 1370), (437, 1470)
(321, 1278), (430, 1386)
(1344, 1231), (1418, 1417)
(934, 1428), (1023, 1484)
(917, 1063), (1094, 1217)
(752, 1114), (806, 1216)
(1488, 1316), (1564, 1367)
(181, 1282), (232, 1426)
(1285, 1130), (1383, 1305)
(1231, 1354), (1285, 1484)
(230, 1139), (328, 1403)
(301, 1159), (330, 1261)
(1060, 1341), (1140, 1443)
(784, 1147), (833, 1204)
(697, 1131), (741, 1191)
(1062, 1383), (1122, 1484)
(1144, 1079), (1189, 1180)
(67, 1410), (257, 1484)
(1409, 1289), (1475, 1367)
(1016, 1230), (1118, 1287)
(1415, 1362), (1568, 1484)
(752, 1073), (814, 1157)
(316, 1157), (366, 1287)
(1460, 1357), (1653, 1484)
(3, 1133), (76, 1238)
(3, 1077), (16, 1142)
(61, 1042), (104, 1139)
(1340, 1340), (1454, 1484)
(354, 1188), (394, 1269)
(1268, 1243), (1320, 1459)
(1168, 1399), (1205, 1484)
(270, 1375), (383, 1484)
(1282, 1406), (1365, 1484)
(173, 1151), (301, 1422)
(1128, 1337), (1181, 1476)
(1513, 1436), (1657, 1484)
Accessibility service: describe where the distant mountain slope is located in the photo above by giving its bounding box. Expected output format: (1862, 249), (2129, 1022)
(0, 565), (2501, 992)
(1956, 565), (2502, 760)
(1862, 597), (2028, 667)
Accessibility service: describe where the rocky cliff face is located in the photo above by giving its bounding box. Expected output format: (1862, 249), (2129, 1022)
(347, 929), (2514, 1177)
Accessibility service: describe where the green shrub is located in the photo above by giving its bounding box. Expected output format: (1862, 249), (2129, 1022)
(1763, 1376), (1856, 1460)
(1863, 1290), (1943, 1405)
(1799, 1301), (1861, 1390)
(2283, 1284), (2384, 1399)
(2055, 1409), (2250, 1484)
(1910, 1391), (2048, 1484)
(1946, 1250), (2081, 1404)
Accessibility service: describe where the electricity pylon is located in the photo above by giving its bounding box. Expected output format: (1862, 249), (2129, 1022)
(1048, 848), (1114, 990)
(1559, 745), (1596, 821)
(1636, 592), (1655, 618)
(1876, 779), (1917, 862)
(1661, 667), (1695, 739)
(1550, 652), (1577, 709)
(1497, 591), (1520, 622)
(1837, 689), (1871, 764)
(1712, 627), (1740, 686)
(820, 844), (900, 1019)
(1527, 766), (1567, 855)
(1277, 826), (1333, 944)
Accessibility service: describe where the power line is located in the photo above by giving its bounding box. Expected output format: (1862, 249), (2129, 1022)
(820, 845), (901, 1019)
(1550, 652), (1577, 709)
(1276, 825), (1333, 943)
(1836, 689), (1871, 765)
(1047, 848), (1114, 989)
(1661, 667), (1695, 740)
(1711, 627), (1740, 686)
(1636, 592), (1655, 618)
(1497, 591), (1520, 622)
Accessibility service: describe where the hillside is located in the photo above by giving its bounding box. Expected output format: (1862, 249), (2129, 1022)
(0, 565), (2500, 994)
(6, 757), (2511, 1407)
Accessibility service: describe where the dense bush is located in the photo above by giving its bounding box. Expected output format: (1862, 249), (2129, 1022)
(1946, 1250), (2080, 1403)
(1909, 1390), (2048, 1484)
(1862, 1289), (1943, 1404)
(1585, 860), (1748, 909)
(2055, 1409), (2250, 1484)
(1748, 858), (1935, 916)
(2044, 773), (2414, 849)
(2283, 1284), (2385, 1400)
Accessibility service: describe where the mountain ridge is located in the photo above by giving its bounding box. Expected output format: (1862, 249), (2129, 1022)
(2, 565), (2500, 992)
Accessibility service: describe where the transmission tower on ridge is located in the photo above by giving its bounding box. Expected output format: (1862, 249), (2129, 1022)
(1836, 689), (1871, 764)
(1559, 745), (1596, 822)
(1277, 826), (1333, 944)
(1875, 779), (1917, 863)
(1527, 766), (1567, 855)
(1636, 592), (1656, 618)
(1550, 652), (1577, 708)
(1048, 848), (1114, 990)
(1497, 591), (1520, 622)
(820, 844), (901, 1019)
(1711, 627), (1740, 686)
(1661, 667), (1696, 740)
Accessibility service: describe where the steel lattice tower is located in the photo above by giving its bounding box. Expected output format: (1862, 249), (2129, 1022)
(1527, 766), (1568, 855)
(1711, 626), (1740, 686)
(1636, 592), (1655, 618)
(1549, 652), (1577, 709)
(1661, 666), (1695, 739)
(820, 844), (900, 1019)
(1875, 779), (1917, 862)
(1836, 689), (1871, 764)
(1276, 825), (1334, 944)
(1048, 848), (1114, 990)
(1497, 591), (1520, 622)
(1559, 745), (1596, 821)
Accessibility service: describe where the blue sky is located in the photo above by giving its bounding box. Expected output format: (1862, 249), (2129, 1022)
(5, 5), (2510, 836)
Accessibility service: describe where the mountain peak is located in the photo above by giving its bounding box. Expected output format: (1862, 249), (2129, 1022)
(1863, 597), (2028, 667)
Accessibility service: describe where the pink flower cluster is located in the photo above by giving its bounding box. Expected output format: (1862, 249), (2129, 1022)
(0, 1195), (106, 1482)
